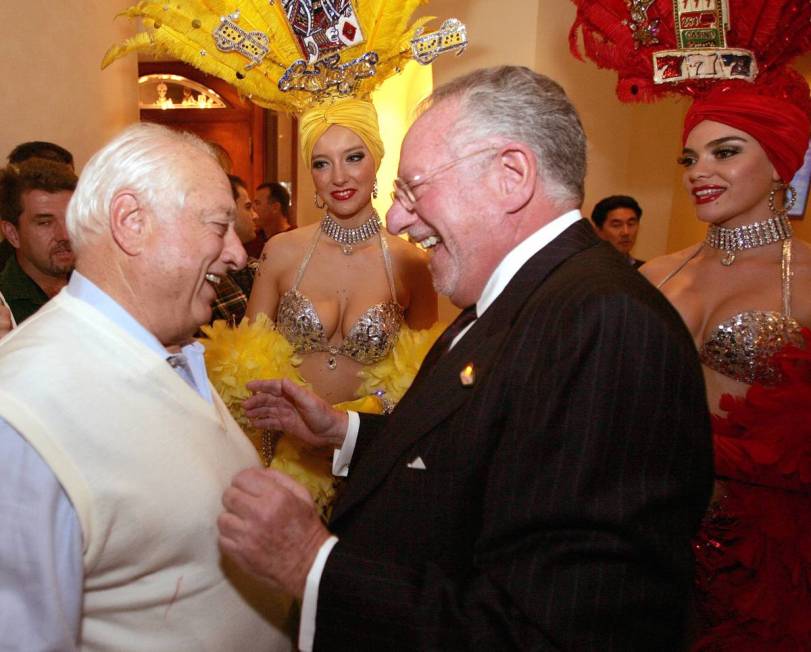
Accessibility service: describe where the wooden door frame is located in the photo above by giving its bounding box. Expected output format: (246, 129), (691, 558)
(138, 61), (266, 190)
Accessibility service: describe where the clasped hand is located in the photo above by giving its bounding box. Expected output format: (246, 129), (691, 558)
(0, 305), (12, 338)
(242, 378), (348, 451)
(217, 379), (348, 597)
(218, 467), (331, 598)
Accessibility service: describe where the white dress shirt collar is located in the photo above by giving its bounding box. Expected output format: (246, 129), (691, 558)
(65, 271), (213, 403)
(476, 209), (583, 318)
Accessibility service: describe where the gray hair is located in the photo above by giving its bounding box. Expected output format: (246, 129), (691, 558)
(426, 66), (586, 208)
(66, 122), (217, 250)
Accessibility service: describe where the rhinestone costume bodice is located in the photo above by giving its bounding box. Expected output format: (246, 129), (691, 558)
(698, 311), (803, 385)
(659, 239), (803, 385)
(276, 228), (404, 365)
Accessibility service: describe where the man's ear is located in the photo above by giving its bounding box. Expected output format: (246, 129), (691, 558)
(0, 220), (20, 249)
(496, 144), (537, 214)
(109, 191), (150, 256)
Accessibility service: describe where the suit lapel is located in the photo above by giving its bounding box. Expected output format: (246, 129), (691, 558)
(331, 219), (600, 523)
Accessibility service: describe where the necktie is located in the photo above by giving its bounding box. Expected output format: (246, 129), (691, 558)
(167, 353), (197, 392)
(421, 305), (477, 372)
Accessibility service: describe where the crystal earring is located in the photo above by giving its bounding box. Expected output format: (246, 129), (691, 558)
(768, 183), (797, 218)
(372, 179), (379, 200)
(314, 192), (326, 209)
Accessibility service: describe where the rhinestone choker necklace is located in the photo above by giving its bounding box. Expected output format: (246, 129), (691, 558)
(321, 212), (381, 255)
(705, 214), (793, 266)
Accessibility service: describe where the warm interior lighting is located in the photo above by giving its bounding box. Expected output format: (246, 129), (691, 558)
(138, 74), (227, 110)
(371, 61), (433, 224)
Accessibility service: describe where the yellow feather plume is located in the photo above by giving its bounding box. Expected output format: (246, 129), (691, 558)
(103, 0), (448, 113)
(355, 323), (444, 404)
(200, 314), (309, 432)
(200, 317), (442, 518)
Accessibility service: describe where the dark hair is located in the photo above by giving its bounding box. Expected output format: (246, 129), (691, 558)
(257, 182), (290, 217)
(227, 174), (247, 201)
(591, 195), (642, 229)
(0, 159), (78, 226)
(8, 141), (74, 169)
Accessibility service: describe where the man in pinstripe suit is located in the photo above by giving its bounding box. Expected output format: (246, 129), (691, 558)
(219, 66), (713, 650)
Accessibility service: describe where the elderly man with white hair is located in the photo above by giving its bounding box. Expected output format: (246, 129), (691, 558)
(0, 123), (290, 651)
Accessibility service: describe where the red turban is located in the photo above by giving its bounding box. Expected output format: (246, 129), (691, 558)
(683, 87), (810, 183)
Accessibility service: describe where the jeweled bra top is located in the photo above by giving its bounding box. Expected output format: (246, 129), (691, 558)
(276, 228), (404, 365)
(658, 240), (803, 386)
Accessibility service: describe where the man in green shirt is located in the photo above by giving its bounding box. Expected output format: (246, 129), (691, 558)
(0, 159), (77, 323)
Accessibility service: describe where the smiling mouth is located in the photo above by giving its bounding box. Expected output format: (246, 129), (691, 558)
(693, 187), (725, 203)
(205, 272), (222, 285)
(331, 189), (356, 201)
(418, 235), (442, 249)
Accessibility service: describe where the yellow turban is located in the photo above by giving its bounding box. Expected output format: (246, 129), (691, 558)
(299, 98), (385, 170)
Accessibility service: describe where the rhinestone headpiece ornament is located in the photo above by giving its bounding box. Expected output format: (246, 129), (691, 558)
(103, 1), (468, 113)
(569, 0), (811, 104)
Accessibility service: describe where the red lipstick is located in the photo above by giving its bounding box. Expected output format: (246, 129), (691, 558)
(331, 189), (357, 201)
(692, 185), (725, 205)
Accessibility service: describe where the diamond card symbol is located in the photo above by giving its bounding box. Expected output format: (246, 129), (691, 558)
(342, 22), (356, 41)
(283, 0), (365, 64)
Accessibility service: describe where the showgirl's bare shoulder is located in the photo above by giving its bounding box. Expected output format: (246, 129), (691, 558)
(260, 224), (318, 265)
(639, 244), (703, 287)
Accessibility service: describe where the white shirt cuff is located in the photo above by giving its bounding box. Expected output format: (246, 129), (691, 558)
(298, 535), (339, 652)
(331, 410), (359, 477)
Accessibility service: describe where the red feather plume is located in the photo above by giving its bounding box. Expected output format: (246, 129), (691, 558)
(569, 0), (811, 109)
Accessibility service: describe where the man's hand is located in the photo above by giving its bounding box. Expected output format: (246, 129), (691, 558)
(244, 378), (348, 451)
(218, 467), (332, 599)
(0, 304), (12, 338)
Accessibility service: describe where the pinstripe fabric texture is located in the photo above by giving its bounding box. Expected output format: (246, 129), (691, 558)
(315, 220), (713, 650)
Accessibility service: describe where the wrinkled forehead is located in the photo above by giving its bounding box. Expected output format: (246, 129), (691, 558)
(606, 207), (639, 221)
(400, 100), (460, 170)
(21, 188), (73, 215)
(178, 162), (233, 214)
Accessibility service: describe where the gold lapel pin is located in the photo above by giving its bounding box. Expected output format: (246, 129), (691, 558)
(459, 362), (476, 387)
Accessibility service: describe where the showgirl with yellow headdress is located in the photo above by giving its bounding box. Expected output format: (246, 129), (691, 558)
(105, 0), (466, 516)
(571, 1), (811, 647)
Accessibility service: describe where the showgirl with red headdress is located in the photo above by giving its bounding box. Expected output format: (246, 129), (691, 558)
(571, 1), (811, 648)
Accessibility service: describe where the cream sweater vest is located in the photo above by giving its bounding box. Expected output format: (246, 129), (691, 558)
(0, 292), (291, 651)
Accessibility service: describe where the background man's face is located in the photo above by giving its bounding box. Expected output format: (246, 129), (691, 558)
(252, 187), (273, 230)
(233, 185), (258, 244)
(597, 207), (639, 255)
(8, 189), (74, 277)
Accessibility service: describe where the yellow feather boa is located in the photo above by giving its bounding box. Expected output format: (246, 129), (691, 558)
(200, 316), (443, 517)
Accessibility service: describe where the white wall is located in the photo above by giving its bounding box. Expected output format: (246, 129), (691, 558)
(0, 1), (139, 169)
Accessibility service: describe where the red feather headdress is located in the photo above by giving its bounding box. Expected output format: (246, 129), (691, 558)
(569, 0), (811, 109)
(570, 0), (811, 181)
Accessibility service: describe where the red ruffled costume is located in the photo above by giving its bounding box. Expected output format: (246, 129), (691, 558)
(569, 3), (811, 645)
(693, 330), (811, 650)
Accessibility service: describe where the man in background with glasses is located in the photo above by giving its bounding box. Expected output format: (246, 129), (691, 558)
(219, 66), (713, 650)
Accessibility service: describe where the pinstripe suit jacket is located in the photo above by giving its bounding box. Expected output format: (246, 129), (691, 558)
(315, 219), (713, 650)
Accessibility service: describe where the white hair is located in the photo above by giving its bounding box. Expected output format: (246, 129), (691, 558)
(425, 66), (587, 209)
(66, 122), (216, 250)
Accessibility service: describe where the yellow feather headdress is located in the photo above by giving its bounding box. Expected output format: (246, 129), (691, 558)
(103, 0), (467, 113)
